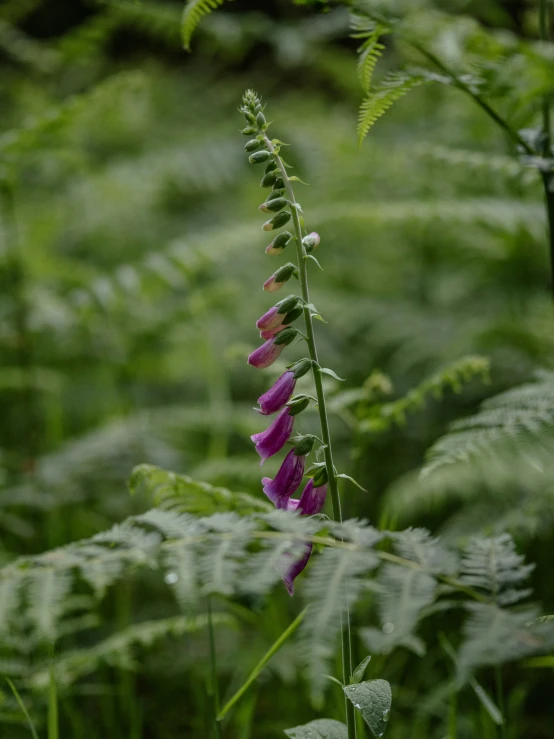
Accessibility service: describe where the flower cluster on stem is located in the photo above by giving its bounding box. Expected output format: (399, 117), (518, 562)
(240, 89), (356, 738)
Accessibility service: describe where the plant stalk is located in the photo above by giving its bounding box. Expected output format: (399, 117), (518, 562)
(207, 597), (223, 739)
(265, 136), (356, 739)
(539, 0), (554, 296)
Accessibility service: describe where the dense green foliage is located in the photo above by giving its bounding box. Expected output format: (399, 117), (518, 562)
(1, 0), (554, 737)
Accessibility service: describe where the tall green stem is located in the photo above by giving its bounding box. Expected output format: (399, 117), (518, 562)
(539, 0), (554, 296)
(207, 598), (222, 739)
(264, 136), (356, 739)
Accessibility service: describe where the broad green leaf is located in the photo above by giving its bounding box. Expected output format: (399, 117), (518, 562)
(343, 679), (392, 737)
(284, 719), (348, 738)
(350, 654), (372, 684)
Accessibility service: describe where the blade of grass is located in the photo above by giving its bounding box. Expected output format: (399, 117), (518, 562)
(5, 677), (40, 739)
(217, 607), (307, 721)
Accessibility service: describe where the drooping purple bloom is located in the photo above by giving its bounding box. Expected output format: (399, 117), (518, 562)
(256, 306), (285, 333)
(262, 449), (305, 508)
(287, 479), (327, 515)
(257, 371), (296, 415)
(282, 543), (312, 596)
(251, 407), (294, 464)
(260, 324), (285, 340)
(248, 338), (285, 369)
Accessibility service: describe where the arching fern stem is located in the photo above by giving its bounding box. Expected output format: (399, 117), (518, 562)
(263, 135), (357, 739)
(409, 38), (554, 299)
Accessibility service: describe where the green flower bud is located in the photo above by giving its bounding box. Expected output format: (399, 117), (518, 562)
(284, 306), (303, 324)
(265, 161), (278, 174)
(291, 358), (313, 379)
(244, 110), (256, 124)
(275, 294), (299, 314)
(245, 139), (262, 152)
(312, 466), (329, 487)
(261, 170), (278, 187)
(249, 150), (271, 164)
(273, 326), (298, 346)
(259, 197), (288, 213)
(262, 210), (291, 231)
(256, 112), (266, 129)
(268, 188), (285, 200)
(294, 434), (315, 457)
(241, 126), (257, 135)
(266, 231), (293, 255)
(287, 395), (310, 416)
(274, 177), (284, 189)
(254, 103), (263, 114)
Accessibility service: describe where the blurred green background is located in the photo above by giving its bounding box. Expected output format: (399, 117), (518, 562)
(1, 0), (554, 737)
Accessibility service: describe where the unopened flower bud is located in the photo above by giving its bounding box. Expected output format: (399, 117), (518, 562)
(265, 161), (278, 174)
(256, 112), (266, 129)
(287, 395), (310, 416)
(245, 139), (262, 152)
(274, 177), (284, 189)
(242, 126), (257, 135)
(302, 232), (320, 253)
(284, 306), (303, 324)
(294, 435), (315, 456)
(244, 110), (256, 124)
(268, 188), (285, 200)
(263, 263), (297, 292)
(312, 466), (329, 487)
(275, 294), (299, 314)
(291, 358), (313, 379)
(262, 211), (291, 231)
(266, 231), (292, 254)
(261, 170), (278, 187)
(249, 150), (271, 164)
(273, 326), (298, 346)
(259, 197), (288, 213)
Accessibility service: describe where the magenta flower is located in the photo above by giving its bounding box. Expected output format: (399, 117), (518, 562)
(287, 479), (327, 515)
(257, 371), (296, 415)
(248, 338), (285, 369)
(282, 543), (312, 596)
(256, 305), (286, 333)
(251, 407), (294, 464)
(260, 325), (285, 340)
(262, 449), (305, 508)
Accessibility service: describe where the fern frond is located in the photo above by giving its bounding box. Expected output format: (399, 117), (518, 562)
(356, 24), (388, 92)
(457, 603), (554, 681)
(459, 534), (534, 606)
(423, 371), (554, 475)
(130, 464), (271, 516)
(360, 564), (436, 656)
(357, 355), (490, 434)
(29, 613), (234, 690)
(299, 548), (379, 700)
(357, 71), (426, 145)
(181, 0), (228, 51)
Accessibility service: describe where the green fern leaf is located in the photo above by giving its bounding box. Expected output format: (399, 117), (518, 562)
(457, 603), (554, 681)
(181, 0), (228, 50)
(356, 25), (387, 92)
(357, 71), (427, 145)
(299, 547), (379, 701)
(423, 371), (554, 475)
(459, 534), (534, 606)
